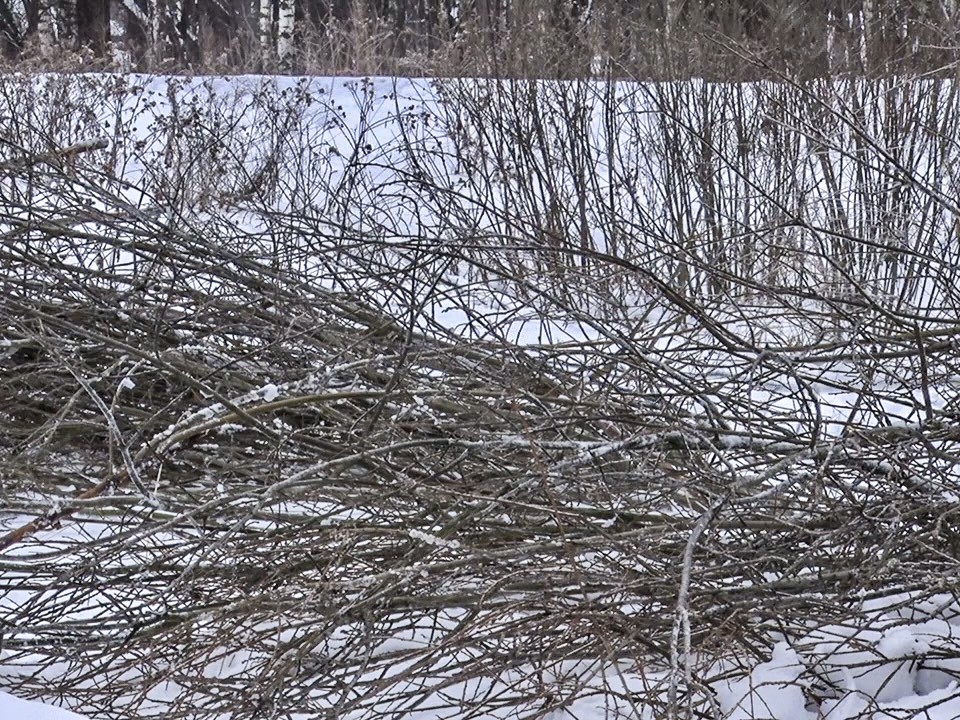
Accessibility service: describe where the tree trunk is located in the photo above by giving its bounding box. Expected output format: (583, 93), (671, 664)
(108, 0), (129, 65)
(0, 0), (24, 54)
(60, 0), (78, 48)
(860, 0), (872, 70)
(35, 0), (56, 57)
(259, 0), (274, 65)
(664, 0), (676, 71)
(277, 0), (294, 68)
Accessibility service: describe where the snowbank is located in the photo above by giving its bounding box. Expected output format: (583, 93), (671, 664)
(0, 691), (90, 720)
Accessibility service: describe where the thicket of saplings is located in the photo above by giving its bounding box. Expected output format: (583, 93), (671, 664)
(1, 21), (960, 720)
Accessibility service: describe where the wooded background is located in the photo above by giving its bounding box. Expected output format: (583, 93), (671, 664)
(1, 0), (957, 76)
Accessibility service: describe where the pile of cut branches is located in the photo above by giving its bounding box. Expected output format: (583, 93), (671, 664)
(2, 79), (960, 720)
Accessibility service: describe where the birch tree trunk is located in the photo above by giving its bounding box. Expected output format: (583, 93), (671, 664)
(664, 0), (676, 71)
(825, 2), (838, 73)
(143, 0), (161, 63)
(167, 0), (183, 61)
(35, 0), (56, 57)
(108, 0), (132, 67)
(277, 0), (294, 68)
(860, 0), (873, 70)
(259, 0), (274, 65)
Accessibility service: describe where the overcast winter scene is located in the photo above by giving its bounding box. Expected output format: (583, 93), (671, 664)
(3, 1), (960, 719)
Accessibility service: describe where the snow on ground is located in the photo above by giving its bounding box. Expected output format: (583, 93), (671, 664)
(714, 597), (960, 718)
(2, 72), (960, 719)
(7, 610), (960, 719)
(0, 690), (92, 720)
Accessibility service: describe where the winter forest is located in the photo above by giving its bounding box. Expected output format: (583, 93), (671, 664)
(1, 0), (959, 75)
(3, 2), (960, 720)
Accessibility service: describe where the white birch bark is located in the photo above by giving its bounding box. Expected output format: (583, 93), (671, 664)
(145, 0), (161, 63)
(35, 0), (56, 57)
(860, 0), (873, 70)
(169, 0), (182, 59)
(664, 0), (676, 64)
(259, 0), (274, 64)
(108, 0), (131, 67)
(826, 7), (836, 73)
(277, 0), (294, 68)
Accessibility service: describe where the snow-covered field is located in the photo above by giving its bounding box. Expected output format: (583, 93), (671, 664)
(1, 72), (959, 719)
